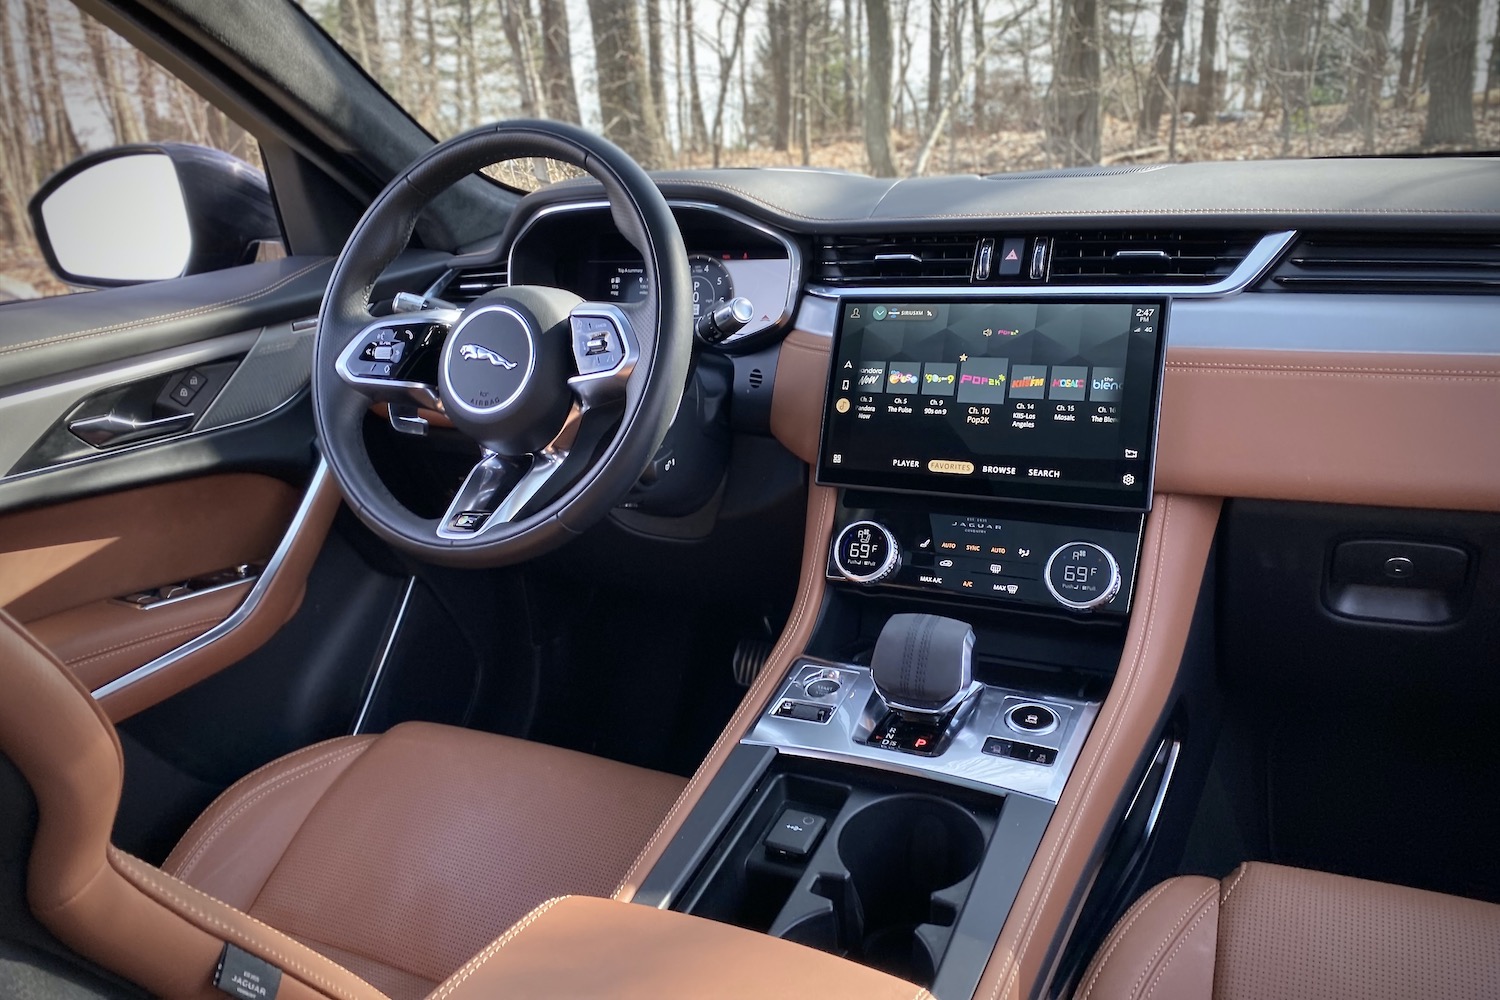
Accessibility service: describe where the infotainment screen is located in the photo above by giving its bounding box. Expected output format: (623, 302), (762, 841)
(816, 300), (1165, 510)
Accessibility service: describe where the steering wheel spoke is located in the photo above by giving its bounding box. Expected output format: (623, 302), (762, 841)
(567, 302), (640, 406)
(436, 402), (586, 538)
(335, 306), (461, 410)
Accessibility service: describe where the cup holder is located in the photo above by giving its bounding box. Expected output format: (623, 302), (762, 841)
(787, 794), (986, 984)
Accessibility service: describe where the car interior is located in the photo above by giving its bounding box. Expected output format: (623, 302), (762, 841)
(2, 1), (1500, 998)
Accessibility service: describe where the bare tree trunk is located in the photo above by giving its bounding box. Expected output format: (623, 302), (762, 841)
(927, 0), (943, 128)
(1192, 0), (1221, 124)
(863, 0), (897, 174)
(498, 0), (545, 116)
(1046, 0), (1101, 166)
(970, 0), (986, 132)
(843, 0), (857, 129)
(339, 0), (383, 81)
(0, 0), (33, 243)
(710, 0), (753, 164)
(683, 0), (709, 145)
(1422, 0), (1480, 145)
(768, 0), (794, 149)
(1396, 0), (1427, 108)
(537, 0), (581, 122)
(588, 0), (670, 165)
(646, 0), (669, 144)
(1346, 0), (1394, 149)
(1140, 0), (1188, 139)
(421, 0), (439, 126)
(1482, 0), (1499, 114)
(26, 0), (83, 167)
(798, 0), (813, 164)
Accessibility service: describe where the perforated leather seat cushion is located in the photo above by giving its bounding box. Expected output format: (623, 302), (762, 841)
(1076, 861), (1500, 1000)
(162, 722), (685, 1000)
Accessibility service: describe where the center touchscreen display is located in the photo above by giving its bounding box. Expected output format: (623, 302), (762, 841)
(817, 300), (1164, 509)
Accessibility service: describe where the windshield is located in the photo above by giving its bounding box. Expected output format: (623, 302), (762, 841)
(299, 0), (1500, 186)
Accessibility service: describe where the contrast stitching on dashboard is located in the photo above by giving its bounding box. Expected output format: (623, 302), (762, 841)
(1126, 883), (1218, 1000)
(108, 847), (379, 1000)
(428, 896), (568, 1000)
(0, 259), (329, 358)
(613, 486), (833, 898)
(1168, 361), (1500, 376)
(173, 742), (372, 880)
(1076, 879), (1180, 1000)
(1168, 366), (1500, 380)
(1142, 889), (1219, 1000)
(988, 495), (1178, 1000)
(64, 617), (224, 666)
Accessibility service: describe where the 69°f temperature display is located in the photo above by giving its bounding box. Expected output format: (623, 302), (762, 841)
(1044, 542), (1121, 611)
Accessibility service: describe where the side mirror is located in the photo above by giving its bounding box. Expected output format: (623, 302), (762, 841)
(27, 143), (280, 289)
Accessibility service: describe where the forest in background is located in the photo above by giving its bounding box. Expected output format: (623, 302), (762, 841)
(3, 0), (1500, 298)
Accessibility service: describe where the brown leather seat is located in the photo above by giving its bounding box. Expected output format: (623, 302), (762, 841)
(1076, 861), (1500, 1000)
(0, 609), (687, 1000)
(160, 721), (686, 999)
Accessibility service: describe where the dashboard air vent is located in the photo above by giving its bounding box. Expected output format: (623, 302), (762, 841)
(1048, 230), (1259, 285)
(1269, 234), (1500, 293)
(439, 263), (509, 304)
(815, 234), (980, 285)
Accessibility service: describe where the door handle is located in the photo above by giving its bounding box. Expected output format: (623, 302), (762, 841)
(68, 410), (195, 448)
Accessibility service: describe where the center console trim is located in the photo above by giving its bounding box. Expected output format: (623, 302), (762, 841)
(744, 658), (1099, 803)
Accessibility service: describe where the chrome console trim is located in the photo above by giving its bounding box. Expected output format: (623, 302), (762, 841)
(352, 575), (417, 734)
(743, 658), (1099, 802)
(90, 459), (332, 701)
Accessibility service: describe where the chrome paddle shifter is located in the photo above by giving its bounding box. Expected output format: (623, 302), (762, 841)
(863, 613), (982, 756)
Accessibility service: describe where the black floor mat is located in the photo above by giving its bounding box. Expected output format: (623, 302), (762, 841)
(1263, 694), (1500, 903)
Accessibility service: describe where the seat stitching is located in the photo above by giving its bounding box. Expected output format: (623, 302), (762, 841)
(63, 617), (225, 666)
(612, 487), (832, 897)
(989, 496), (1179, 1000)
(428, 896), (569, 1000)
(1142, 894), (1219, 1000)
(108, 847), (385, 1000)
(174, 743), (372, 880)
(1076, 880), (1181, 1000)
(0, 259), (330, 358)
(1126, 884), (1219, 1000)
(1219, 864), (1253, 909)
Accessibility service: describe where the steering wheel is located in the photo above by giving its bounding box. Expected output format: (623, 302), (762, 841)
(312, 120), (693, 567)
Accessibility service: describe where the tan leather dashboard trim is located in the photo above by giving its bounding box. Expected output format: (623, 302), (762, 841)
(0, 610), (388, 1000)
(93, 465), (341, 722)
(770, 331), (1500, 511)
(1157, 348), (1500, 510)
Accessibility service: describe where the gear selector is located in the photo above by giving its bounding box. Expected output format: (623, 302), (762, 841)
(864, 613), (981, 756)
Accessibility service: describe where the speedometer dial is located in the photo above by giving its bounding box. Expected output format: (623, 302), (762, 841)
(689, 255), (734, 321)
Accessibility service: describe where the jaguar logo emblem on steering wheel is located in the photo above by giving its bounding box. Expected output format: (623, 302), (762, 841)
(459, 343), (518, 370)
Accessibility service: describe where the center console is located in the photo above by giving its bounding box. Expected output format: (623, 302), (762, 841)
(632, 294), (1169, 999)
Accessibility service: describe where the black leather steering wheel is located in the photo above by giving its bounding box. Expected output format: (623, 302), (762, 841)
(312, 120), (693, 567)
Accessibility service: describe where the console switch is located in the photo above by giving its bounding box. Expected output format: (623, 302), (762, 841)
(983, 736), (1057, 766)
(773, 700), (832, 723)
(764, 808), (827, 860)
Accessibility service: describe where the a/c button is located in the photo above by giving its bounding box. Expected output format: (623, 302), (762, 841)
(928, 459), (975, 475)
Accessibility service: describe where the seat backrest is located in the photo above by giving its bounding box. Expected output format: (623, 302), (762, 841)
(0, 610), (388, 1000)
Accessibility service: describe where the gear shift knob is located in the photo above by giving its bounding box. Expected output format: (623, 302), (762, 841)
(870, 613), (976, 717)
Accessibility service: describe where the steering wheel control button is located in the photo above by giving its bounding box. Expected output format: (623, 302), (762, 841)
(832, 520), (901, 585)
(1044, 541), (1122, 611)
(448, 510), (491, 532)
(982, 737), (1057, 766)
(571, 315), (626, 374)
(764, 808), (827, 861)
(1007, 704), (1058, 736)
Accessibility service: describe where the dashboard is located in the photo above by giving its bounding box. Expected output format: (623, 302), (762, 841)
(507, 201), (801, 349)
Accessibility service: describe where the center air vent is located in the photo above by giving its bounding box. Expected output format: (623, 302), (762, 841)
(815, 234), (980, 285)
(1048, 231), (1259, 285)
(1269, 234), (1500, 293)
(438, 263), (509, 304)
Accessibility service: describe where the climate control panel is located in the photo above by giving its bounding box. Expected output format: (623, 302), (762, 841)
(828, 506), (1141, 615)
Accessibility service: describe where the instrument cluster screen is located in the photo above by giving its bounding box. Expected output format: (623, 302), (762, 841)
(817, 300), (1165, 509)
